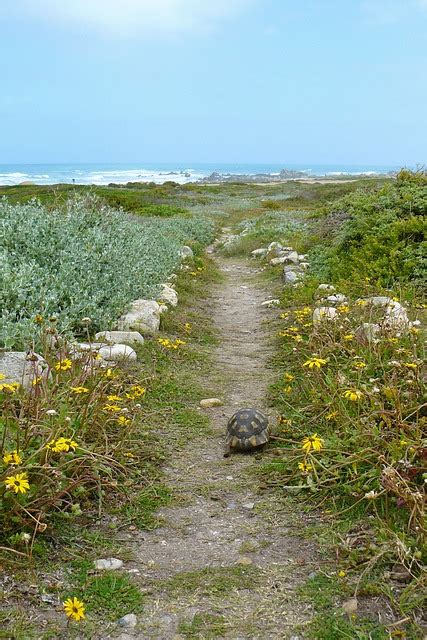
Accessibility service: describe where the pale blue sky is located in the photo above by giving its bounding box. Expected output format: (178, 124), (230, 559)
(1, 0), (426, 164)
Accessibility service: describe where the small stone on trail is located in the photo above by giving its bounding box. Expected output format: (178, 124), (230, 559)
(261, 299), (280, 308)
(242, 502), (255, 510)
(342, 597), (358, 615)
(199, 398), (223, 408)
(118, 613), (138, 628)
(238, 556), (253, 566)
(94, 557), (123, 571)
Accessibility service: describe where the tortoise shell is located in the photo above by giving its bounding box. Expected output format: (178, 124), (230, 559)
(224, 408), (270, 455)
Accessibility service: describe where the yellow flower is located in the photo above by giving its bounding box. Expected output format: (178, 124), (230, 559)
(47, 437), (78, 453)
(184, 322), (192, 333)
(107, 394), (122, 402)
(343, 389), (364, 402)
(356, 299), (367, 306)
(104, 404), (122, 412)
(124, 451), (134, 458)
(63, 597), (85, 622)
(338, 570), (346, 578)
(326, 411), (339, 421)
(3, 450), (22, 465)
(403, 362), (417, 369)
(0, 373), (5, 381)
(283, 385), (292, 393)
(343, 334), (354, 341)
(301, 433), (324, 453)
(4, 472), (30, 494)
(71, 386), (89, 394)
(126, 385), (146, 400)
(117, 415), (131, 426)
(280, 312), (289, 319)
(0, 382), (20, 393)
(292, 334), (303, 343)
(55, 359), (72, 372)
(32, 376), (43, 386)
(34, 314), (44, 324)
(284, 373), (294, 381)
(298, 460), (313, 473)
(189, 271), (198, 276)
(337, 305), (350, 313)
(278, 416), (292, 426)
(303, 357), (327, 369)
(104, 368), (116, 378)
(353, 361), (367, 369)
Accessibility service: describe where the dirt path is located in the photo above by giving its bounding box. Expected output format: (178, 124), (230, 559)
(114, 256), (319, 639)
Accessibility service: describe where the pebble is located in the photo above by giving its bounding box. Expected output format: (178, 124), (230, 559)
(118, 613), (138, 628)
(94, 558), (123, 571)
(242, 502), (255, 510)
(199, 398), (223, 408)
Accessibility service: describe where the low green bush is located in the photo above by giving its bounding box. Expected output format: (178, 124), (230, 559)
(0, 194), (214, 348)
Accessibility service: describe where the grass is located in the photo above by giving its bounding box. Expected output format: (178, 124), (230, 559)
(162, 565), (262, 597)
(178, 613), (228, 638)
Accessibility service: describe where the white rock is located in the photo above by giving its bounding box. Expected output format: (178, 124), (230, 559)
(282, 251), (299, 265)
(313, 307), (337, 324)
(0, 352), (47, 390)
(158, 284), (178, 307)
(200, 398), (223, 408)
(326, 294), (347, 305)
(94, 558), (123, 571)
(118, 300), (161, 335)
(385, 301), (410, 328)
(261, 299), (280, 308)
(283, 270), (301, 284)
(73, 342), (106, 352)
(298, 254), (308, 261)
(180, 246), (194, 260)
(283, 264), (304, 273)
(355, 322), (381, 342)
(317, 284), (336, 293)
(118, 614), (138, 628)
(95, 331), (145, 345)
(98, 344), (137, 362)
(299, 262), (310, 270)
(251, 248), (267, 258)
(270, 256), (288, 266)
(362, 295), (392, 307)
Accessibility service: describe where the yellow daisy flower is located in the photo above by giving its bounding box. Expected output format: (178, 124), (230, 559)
(63, 597), (85, 622)
(301, 433), (324, 453)
(343, 389), (364, 402)
(3, 450), (23, 465)
(5, 472), (30, 494)
(303, 357), (327, 369)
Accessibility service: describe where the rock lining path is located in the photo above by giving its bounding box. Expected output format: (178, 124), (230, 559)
(112, 255), (320, 639)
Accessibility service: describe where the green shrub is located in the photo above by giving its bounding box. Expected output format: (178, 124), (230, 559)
(309, 171), (427, 287)
(0, 194), (214, 348)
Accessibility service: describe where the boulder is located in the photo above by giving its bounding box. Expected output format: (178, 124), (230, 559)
(251, 248), (267, 258)
(98, 344), (137, 362)
(283, 264), (304, 274)
(95, 331), (145, 345)
(313, 306), (337, 324)
(158, 284), (178, 307)
(385, 302), (410, 328)
(266, 241), (283, 260)
(118, 300), (161, 335)
(179, 246), (194, 260)
(0, 351), (47, 390)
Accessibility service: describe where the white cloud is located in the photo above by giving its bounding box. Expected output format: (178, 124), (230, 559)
(5, 0), (252, 36)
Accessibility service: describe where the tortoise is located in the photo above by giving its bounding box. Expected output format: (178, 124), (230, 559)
(224, 408), (270, 457)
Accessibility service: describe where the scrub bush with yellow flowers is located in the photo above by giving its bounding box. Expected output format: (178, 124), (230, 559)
(0, 320), (150, 554)
(266, 281), (426, 617)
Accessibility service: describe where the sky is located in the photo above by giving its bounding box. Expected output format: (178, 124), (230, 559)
(0, 0), (426, 165)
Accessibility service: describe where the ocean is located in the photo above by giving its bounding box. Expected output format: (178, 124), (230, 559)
(0, 162), (404, 186)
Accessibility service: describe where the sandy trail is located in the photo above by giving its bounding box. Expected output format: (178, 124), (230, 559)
(112, 256), (319, 639)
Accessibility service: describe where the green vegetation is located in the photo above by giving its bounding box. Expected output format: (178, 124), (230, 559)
(178, 613), (228, 638)
(163, 565), (261, 597)
(0, 193), (214, 348)
(309, 170), (427, 288)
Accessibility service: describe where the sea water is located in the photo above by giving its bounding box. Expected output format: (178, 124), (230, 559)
(0, 162), (405, 186)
